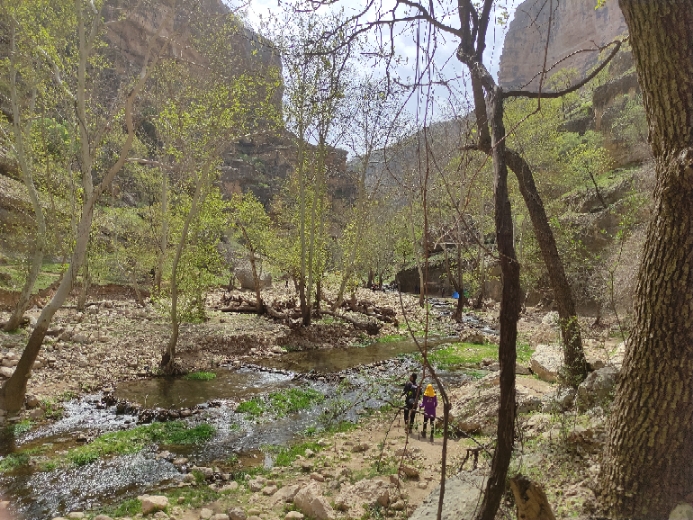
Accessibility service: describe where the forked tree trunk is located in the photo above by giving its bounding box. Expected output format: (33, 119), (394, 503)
(475, 87), (521, 520)
(599, 2), (693, 517)
(470, 71), (587, 387)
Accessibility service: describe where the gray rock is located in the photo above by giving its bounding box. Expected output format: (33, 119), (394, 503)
(294, 482), (336, 520)
(409, 474), (486, 520)
(576, 366), (619, 411)
(670, 503), (693, 520)
(530, 344), (563, 383)
(0, 367), (14, 378)
(543, 387), (576, 412)
(228, 507), (246, 520)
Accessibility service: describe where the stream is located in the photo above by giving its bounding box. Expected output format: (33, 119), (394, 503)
(0, 332), (491, 519)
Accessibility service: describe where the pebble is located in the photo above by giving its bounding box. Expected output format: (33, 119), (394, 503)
(310, 473), (325, 482)
(285, 513), (304, 520)
(67, 513), (85, 519)
(200, 508), (214, 519)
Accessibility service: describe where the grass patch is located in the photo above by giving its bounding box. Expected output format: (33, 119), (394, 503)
(0, 452), (30, 472)
(184, 371), (217, 381)
(266, 440), (323, 467)
(5, 420), (32, 436)
(236, 399), (266, 418)
(517, 342), (534, 363)
(269, 388), (325, 417)
(236, 387), (325, 419)
(19, 421), (216, 470)
(376, 334), (407, 343)
(165, 485), (222, 508)
(418, 342), (499, 370)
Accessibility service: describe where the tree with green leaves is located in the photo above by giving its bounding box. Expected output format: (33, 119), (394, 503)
(0, 0), (74, 332)
(271, 8), (353, 325)
(0, 0), (172, 412)
(228, 192), (273, 311)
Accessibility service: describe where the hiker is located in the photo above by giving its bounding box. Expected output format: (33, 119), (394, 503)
(402, 373), (419, 433)
(420, 383), (438, 441)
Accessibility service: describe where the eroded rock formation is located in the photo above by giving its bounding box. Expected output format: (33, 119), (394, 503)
(499, 0), (628, 90)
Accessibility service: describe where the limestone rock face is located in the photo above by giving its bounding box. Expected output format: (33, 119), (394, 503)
(499, 0), (628, 89)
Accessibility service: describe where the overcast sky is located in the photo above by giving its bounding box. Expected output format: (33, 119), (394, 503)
(237, 0), (519, 127)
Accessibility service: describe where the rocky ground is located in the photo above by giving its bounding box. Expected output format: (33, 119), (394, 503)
(0, 285), (628, 520)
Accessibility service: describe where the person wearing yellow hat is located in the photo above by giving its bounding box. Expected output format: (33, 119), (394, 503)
(419, 384), (437, 441)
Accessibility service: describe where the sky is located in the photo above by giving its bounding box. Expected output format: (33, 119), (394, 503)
(235, 0), (519, 123)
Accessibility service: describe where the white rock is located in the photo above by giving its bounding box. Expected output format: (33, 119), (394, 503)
(0, 367), (14, 378)
(199, 508), (214, 519)
(530, 344), (563, 383)
(285, 512), (304, 520)
(294, 482), (336, 520)
(271, 485), (300, 505)
(335, 478), (390, 515)
(670, 504), (693, 520)
(139, 495), (169, 515)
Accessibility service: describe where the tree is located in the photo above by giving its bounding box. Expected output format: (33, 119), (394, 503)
(598, 2), (693, 517)
(152, 62), (279, 373)
(0, 0), (170, 412)
(0, 0), (72, 331)
(228, 192), (273, 311)
(273, 9), (353, 325)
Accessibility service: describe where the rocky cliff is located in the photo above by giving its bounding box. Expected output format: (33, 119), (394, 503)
(498, 0), (628, 89)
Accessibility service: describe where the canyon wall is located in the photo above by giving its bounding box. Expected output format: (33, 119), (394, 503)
(498, 0), (628, 89)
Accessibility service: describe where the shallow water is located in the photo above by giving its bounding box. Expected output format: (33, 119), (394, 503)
(0, 331), (484, 519)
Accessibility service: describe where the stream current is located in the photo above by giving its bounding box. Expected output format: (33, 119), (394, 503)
(0, 332), (488, 519)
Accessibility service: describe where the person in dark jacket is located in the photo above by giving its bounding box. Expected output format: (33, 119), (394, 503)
(420, 384), (438, 441)
(402, 373), (419, 433)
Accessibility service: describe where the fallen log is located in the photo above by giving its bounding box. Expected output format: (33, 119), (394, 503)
(322, 310), (381, 335)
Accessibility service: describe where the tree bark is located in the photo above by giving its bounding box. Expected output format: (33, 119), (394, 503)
(4, 27), (47, 333)
(599, 2), (693, 517)
(475, 86), (521, 520)
(504, 149), (587, 386)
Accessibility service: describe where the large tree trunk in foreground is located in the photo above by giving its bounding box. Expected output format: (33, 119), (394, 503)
(599, 1), (693, 518)
(476, 86), (521, 520)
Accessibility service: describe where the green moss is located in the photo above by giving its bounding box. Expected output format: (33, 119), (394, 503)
(183, 371), (217, 381)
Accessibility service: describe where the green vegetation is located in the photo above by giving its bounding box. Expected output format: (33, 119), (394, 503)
(265, 440), (324, 467)
(0, 421), (215, 473)
(0, 452), (31, 472)
(5, 420), (32, 436)
(236, 387), (325, 419)
(184, 371), (217, 381)
(415, 341), (534, 370)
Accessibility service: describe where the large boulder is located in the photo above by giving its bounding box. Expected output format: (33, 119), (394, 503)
(293, 482), (335, 520)
(576, 366), (619, 412)
(234, 268), (272, 290)
(409, 474), (486, 520)
(334, 478), (390, 517)
(138, 495), (168, 515)
(530, 344), (563, 383)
